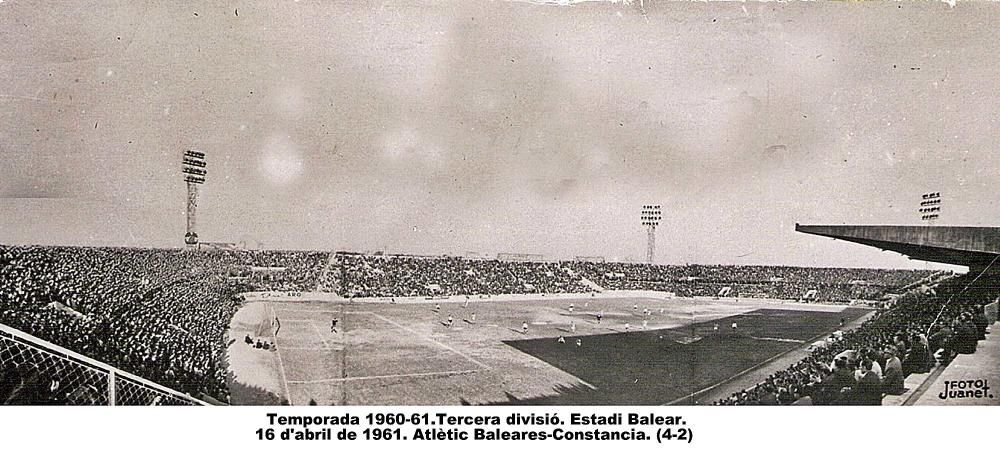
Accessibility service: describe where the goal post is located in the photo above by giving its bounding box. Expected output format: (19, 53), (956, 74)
(0, 323), (208, 406)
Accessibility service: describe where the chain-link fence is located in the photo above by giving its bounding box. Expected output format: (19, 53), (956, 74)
(0, 323), (206, 406)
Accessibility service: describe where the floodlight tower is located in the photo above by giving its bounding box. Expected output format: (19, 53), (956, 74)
(641, 205), (661, 264)
(182, 150), (207, 248)
(919, 191), (941, 225)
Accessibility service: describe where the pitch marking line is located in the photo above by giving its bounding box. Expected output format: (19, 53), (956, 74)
(356, 311), (490, 370)
(749, 336), (805, 343)
(663, 312), (874, 405)
(273, 318), (332, 348)
(269, 304), (293, 405)
(287, 369), (480, 385)
(273, 318), (334, 349)
(308, 321), (331, 348)
(663, 342), (806, 406)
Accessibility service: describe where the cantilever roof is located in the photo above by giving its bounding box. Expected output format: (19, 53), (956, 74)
(795, 224), (1000, 267)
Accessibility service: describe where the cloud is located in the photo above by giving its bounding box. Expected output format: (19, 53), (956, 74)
(258, 134), (304, 186)
(273, 84), (307, 119)
(380, 125), (442, 165)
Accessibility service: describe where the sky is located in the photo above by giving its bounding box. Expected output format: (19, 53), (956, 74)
(0, 0), (997, 269)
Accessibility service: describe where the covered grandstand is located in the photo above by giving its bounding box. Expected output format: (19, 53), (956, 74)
(708, 224), (1000, 405)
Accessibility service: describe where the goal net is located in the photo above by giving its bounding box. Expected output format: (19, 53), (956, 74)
(0, 323), (207, 406)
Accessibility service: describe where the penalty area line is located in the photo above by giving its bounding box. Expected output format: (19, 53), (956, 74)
(663, 329), (838, 405)
(308, 321), (331, 348)
(269, 304), (293, 405)
(357, 311), (490, 370)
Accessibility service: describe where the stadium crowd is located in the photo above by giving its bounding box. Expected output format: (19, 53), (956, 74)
(338, 254), (591, 297)
(337, 255), (935, 303)
(0, 245), (326, 403)
(0, 245), (959, 405)
(571, 262), (938, 303)
(714, 274), (994, 405)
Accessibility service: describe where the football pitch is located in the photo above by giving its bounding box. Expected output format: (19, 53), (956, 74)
(226, 296), (871, 405)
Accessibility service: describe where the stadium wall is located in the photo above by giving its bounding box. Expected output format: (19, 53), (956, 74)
(353, 290), (677, 304)
(239, 289), (871, 310)
(240, 291), (342, 302)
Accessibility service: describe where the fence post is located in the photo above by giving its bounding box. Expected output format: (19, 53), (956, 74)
(108, 370), (116, 406)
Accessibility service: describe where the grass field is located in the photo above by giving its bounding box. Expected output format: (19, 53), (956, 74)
(226, 296), (871, 405)
(504, 307), (871, 405)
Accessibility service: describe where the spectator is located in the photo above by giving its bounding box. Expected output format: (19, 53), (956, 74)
(0, 245), (326, 402)
(852, 359), (883, 405)
(882, 347), (905, 395)
(716, 272), (996, 405)
(972, 305), (989, 340)
(903, 334), (931, 376)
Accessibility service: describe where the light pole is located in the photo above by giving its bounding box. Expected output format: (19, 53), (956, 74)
(641, 205), (661, 264)
(919, 191), (941, 225)
(182, 150), (207, 248)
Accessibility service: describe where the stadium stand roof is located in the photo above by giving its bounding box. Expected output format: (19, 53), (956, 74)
(795, 224), (1000, 268)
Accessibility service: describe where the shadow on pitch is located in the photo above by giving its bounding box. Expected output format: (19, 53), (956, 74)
(460, 381), (602, 406)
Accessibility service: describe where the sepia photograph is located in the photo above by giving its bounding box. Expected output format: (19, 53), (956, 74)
(1, 0), (998, 409)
